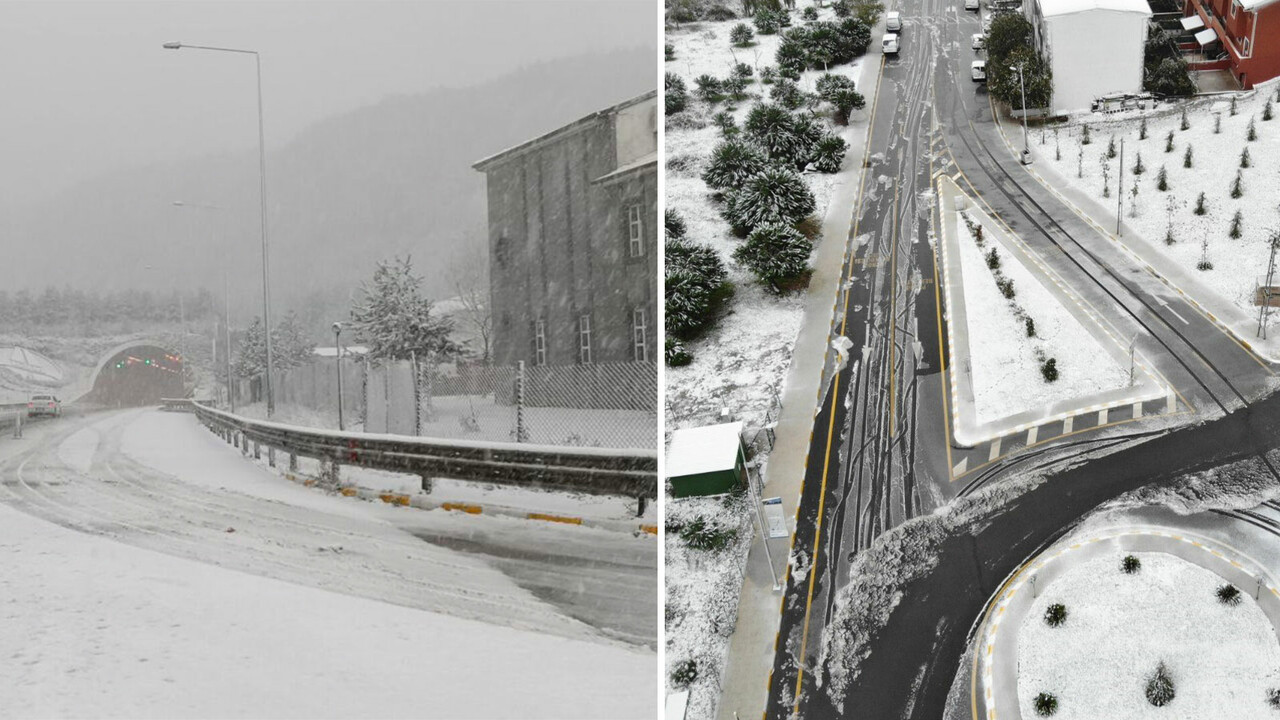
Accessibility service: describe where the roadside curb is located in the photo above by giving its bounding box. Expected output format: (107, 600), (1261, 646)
(281, 471), (654, 535)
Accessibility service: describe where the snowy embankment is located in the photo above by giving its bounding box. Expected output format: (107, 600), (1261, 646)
(1026, 82), (1280, 354)
(0, 500), (654, 719)
(952, 199), (1130, 427)
(664, 7), (867, 716)
(1017, 551), (1280, 719)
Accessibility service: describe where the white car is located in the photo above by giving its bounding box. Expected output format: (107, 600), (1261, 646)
(882, 32), (900, 54)
(965, 0), (980, 10)
(971, 60), (987, 82)
(972, 33), (985, 50)
(27, 394), (61, 417)
(886, 11), (902, 30)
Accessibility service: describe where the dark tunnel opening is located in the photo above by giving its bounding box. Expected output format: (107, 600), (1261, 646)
(88, 345), (187, 407)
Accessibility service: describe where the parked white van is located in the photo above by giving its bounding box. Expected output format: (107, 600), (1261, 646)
(971, 60), (987, 82)
(882, 32), (900, 54)
(965, 0), (980, 10)
(886, 11), (902, 30)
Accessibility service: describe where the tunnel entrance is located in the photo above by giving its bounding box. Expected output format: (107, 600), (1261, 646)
(89, 345), (187, 407)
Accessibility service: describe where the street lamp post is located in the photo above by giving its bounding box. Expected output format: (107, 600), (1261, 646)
(332, 322), (345, 431)
(164, 41), (275, 417)
(1016, 63), (1032, 165)
(172, 200), (234, 412)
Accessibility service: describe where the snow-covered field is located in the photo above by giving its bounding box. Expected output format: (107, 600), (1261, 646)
(1017, 551), (1280, 719)
(953, 204), (1130, 425)
(0, 409), (656, 718)
(1027, 82), (1280, 344)
(664, 8), (871, 716)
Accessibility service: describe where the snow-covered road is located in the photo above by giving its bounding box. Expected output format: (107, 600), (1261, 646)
(0, 408), (656, 718)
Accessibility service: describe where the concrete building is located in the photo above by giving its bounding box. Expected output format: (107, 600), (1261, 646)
(1024, 0), (1152, 113)
(1182, 0), (1280, 88)
(472, 92), (657, 369)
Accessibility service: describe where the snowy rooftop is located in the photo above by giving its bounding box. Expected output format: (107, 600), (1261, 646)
(1038, 0), (1150, 16)
(312, 345), (368, 358)
(665, 422), (743, 478)
(471, 91), (657, 171)
(1239, 0), (1279, 11)
(594, 151), (657, 185)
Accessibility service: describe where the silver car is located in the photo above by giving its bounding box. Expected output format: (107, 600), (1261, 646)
(27, 394), (61, 417)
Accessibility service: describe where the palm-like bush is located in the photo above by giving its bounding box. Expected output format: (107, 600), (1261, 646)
(724, 166), (816, 233)
(734, 222), (814, 291)
(812, 134), (848, 173)
(1034, 692), (1058, 716)
(730, 22), (755, 46)
(1044, 603), (1068, 627)
(743, 103), (814, 168)
(666, 73), (688, 114)
(1122, 555), (1141, 574)
(702, 139), (768, 190)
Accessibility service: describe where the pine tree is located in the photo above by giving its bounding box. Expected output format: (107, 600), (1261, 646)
(1231, 95), (1238, 116)
(1133, 151), (1144, 175)
(703, 139), (768, 189)
(1241, 147), (1251, 168)
(1231, 169), (1244, 198)
(1214, 113), (1222, 134)
(1266, 97), (1275, 121)
(1230, 210), (1243, 239)
(724, 166), (817, 233)
(1146, 662), (1176, 707)
(1139, 116), (1148, 140)
(1081, 124), (1092, 145)
(1248, 117), (1258, 141)
(1195, 191), (1207, 215)
(272, 310), (316, 370)
(1157, 165), (1168, 191)
(1180, 106), (1190, 130)
(233, 317), (269, 379)
(1077, 146), (1084, 178)
(1102, 161), (1111, 198)
(1183, 144), (1194, 168)
(1107, 135), (1117, 159)
(733, 222), (814, 292)
(1165, 130), (1175, 153)
(349, 256), (458, 363)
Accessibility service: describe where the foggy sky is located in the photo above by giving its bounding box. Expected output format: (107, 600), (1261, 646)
(0, 0), (656, 213)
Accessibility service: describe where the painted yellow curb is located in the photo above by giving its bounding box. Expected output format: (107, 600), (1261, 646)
(527, 512), (583, 525)
(442, 502), (482, 514)
(379, 493), (410, 506)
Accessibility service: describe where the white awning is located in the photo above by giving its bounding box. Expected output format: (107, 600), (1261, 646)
(1180, 14), (1204, 30)
(1195, 27), (1219, 45)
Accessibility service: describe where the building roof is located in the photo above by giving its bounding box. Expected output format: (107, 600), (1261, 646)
(593, 151), (657, 185)
(1239, 0), (1280, 11)
(1038, 0), (1150, 16)
(472, 90), (657, 172)
(665, 422), (743, 479)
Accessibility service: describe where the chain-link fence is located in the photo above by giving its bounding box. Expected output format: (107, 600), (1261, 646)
(260, 356), (655, 450)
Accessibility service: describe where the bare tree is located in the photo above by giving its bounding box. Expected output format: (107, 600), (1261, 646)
(447, 245), (493, 364)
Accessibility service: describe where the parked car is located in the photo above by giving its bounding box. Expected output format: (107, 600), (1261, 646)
(27, 394), (61, 417)
(886, 11), (902, 30)
(965, 0), (980, 11)
(971, 60), (987, 82)
(972, 33), (985, 50)
(882, 32), (900, 54)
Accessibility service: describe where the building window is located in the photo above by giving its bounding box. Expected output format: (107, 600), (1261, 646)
(534, 320), (546, 366)
(632, 308), (648, 362)
(628, 204), (644, 257)
(578, 314), (592, 364)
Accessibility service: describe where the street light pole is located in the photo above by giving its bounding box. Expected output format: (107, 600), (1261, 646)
(172, 200), (233, 412)
(332, 322), (345, 431)
(164, 41), (275, 418)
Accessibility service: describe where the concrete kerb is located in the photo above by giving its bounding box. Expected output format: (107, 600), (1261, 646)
(990, 106), (1280, 366)
(273, 470), (656, 535)
(935, 175), (1169, 451)
(713, 47), (887, 720)
(976, 526), (1280, 720)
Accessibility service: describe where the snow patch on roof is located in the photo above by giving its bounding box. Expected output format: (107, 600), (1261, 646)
(1039, 0), (1151, 16)
(665, 422), (743, 478)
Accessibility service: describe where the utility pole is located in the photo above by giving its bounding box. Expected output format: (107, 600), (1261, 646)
(1117, 139), (1125, 236)
(740, 440), (781, 591)
(1017, 63), (1032, 165)
(1259, 231), (1280, 339)
(332, 322), (345, 431)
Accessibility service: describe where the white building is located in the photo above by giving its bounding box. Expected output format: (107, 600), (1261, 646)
(1023, 0), (1152, 114)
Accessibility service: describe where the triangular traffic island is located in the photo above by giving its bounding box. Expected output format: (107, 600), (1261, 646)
(934, 175), (1169, 448)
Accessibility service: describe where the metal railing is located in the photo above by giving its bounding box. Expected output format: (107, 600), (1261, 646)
(188, 401), (657, 500)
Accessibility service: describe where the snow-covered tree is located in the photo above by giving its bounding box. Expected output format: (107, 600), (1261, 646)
(743, 103), (814, 168)
(1241, 147), (1251, 168)
(1165, 130), (1174, 153)
(702, 139), (769, 190)
(666, 73), (688, 114)
(724, 166), (816, 233)
(811, 133), (848, 173)
(1231, 169), (1243, 199)
(1194, 191), (1207, 215)
(1132, 151), (1144, 175)
(666, 239), (729, 341)
(695, 74), (723, 103)
(233, 317), (269, 379)
(1230, 210), (1243, 239)
(1157, 165), (1168, 191)
(731, 22), (756, 46)
(1139, 116), (1148, 140)
(272, 310), (316, 370)
(733, 222), (813, 291)
(349, 256), (457, 363)
(1146, 662), (1175, 706)
(1183, 144), (1193, 168)
(665, 208), (688, 240)
(1248, 116), (1258, 141)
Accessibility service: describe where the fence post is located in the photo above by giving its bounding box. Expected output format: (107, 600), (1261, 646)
(421, 474), (433, 494)
(516, 360), (528, 443)
(636, 495), (646, 518)
(411, 351), (421, 436)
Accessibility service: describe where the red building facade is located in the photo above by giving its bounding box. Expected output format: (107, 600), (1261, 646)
(1185, 0), (1280, 88)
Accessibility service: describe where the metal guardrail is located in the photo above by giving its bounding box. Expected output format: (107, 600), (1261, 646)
(188, 401), (657, 500)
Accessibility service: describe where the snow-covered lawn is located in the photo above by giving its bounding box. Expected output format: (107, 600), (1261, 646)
(0, 499), (654, 719)
(953, 202), (1130, 425)
(664, 6), (871, 717)
(1027, 82), (1280, 347)
(1017, 551), (1280, 719)
(664, 493), (754, 720)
